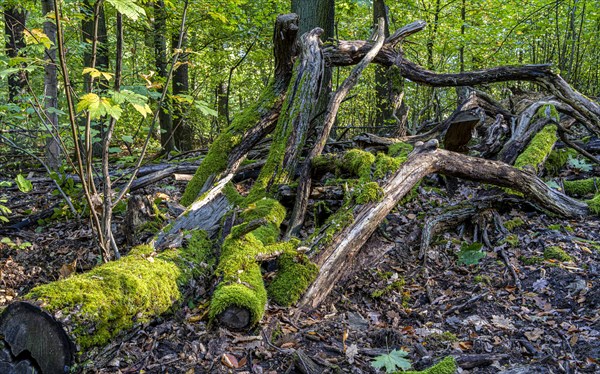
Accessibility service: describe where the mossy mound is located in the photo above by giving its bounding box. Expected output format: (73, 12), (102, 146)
(27, 231), (213, 349)
(268, 251), (318, 306)
(344, 149), (376, 179)
(388, 142), (414, 159)
(564, 178), (599, 197)
(546, 148), (577, 175)
(544, 246), (572, 262)
(400, 356), (457, 374)
(504, 217), (525, 231)
(373, 153), (403, 179)
(587, 193), (600, 215)
(514, 124), (558, 173)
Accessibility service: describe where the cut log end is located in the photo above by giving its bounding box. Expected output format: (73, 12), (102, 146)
(0, 302), (74, 374)
(217, 306), (252, 330)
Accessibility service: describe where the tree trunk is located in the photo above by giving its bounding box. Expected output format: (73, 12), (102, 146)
(153, 0), (174, 152)
(172, 31), (193, 151)
(0, 231), (214, 373)
(3, 6), (27, 102)
(42, 0), (61, 170)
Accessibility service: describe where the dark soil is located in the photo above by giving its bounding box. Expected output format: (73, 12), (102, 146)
(1, 164), (599, 374)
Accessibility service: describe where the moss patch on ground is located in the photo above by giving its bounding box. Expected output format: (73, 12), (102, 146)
(267, 251), (318, 306)
(27, 231), (213, 349)
(587, 193), (600, 215)
(504, 217), (525, 231)
(400, 356), (457, 374)
(544, 246), (572, 262)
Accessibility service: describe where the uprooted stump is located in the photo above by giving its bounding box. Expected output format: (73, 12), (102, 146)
(0, 231), (214, 372)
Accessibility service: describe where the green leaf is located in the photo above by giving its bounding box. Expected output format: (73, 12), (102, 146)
(0, 181), (12, 187)
(109, 147), (122, 154)
(121, 135), (134, 144)
(371, 349), (411, 372)
(105, 0), (145, 21)
(457, 242), (486, 266)
(77, 93), (101, 113)
(15, 174), (33, 193)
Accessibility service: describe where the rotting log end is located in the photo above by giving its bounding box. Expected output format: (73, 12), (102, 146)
(0, 301), (75, 374)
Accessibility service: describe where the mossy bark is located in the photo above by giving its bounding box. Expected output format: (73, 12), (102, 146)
(180, 14), (300, 206)
(0, 231), (213, 372)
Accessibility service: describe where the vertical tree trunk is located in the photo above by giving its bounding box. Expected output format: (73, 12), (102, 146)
(42, 0), (61, 170)
(172, 31), (193, 151)
(372, 0), (407, 136)
(3, 6), (27, 102)
(291, 0), (334, 125)
(213, 81), (228, 136)
(154, 0), (174, 152)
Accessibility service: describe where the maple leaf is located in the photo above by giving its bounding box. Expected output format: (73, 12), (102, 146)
(371, 349), (411, 372)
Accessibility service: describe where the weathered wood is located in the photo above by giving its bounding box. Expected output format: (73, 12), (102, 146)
(286, 18), (386, 238)
(299, 140), (588, 309)
(0, 302), (74, 374)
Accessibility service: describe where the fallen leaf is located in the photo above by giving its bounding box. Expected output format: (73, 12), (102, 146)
(346, 343), (358, 364)
(524, 328), (544, 342)
(221, 353), (239, 368)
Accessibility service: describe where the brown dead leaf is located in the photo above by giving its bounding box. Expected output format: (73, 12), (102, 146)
(221, 353), (239, 368)
(524, 328), (544, 342)
(59, 259), (77, 279)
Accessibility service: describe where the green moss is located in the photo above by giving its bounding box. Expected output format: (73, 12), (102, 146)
(210, 199), (299, 326)
(355, 181), (384, 204)
(514, 124), (558, 173)
(548, 224), (561, 230)
(27, 231), (213, 349)
(268, 251), (318, 306)
(564, 178), (599, 197)
(400, 356), (457, 374)
(426, 332), (459, 344)
(519, 255), (544, 265)
(544, 246), (572, 262)
(546, 148), (577, 175)
(180, 81), (278, 206)
(474, 275), (492, 285)
(312, 153), (340, 174)
(586, 193), (600, 215)
(503, 234), (519, 247)
(504, 218), (525, 231)
(371, 277), (405, 299)
(388, 142), (414, 159)
(373, 153), (403, 179)
(343, 149), (375, 179)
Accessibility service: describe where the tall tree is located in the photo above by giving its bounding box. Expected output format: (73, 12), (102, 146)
(172, 31), (193, 151)
(153, 0), (174, 152)
(291, 0), (334, 125)
(372, 0), (407, 136)
(3, 5), (27, 102)
(42, 0), (61, 169)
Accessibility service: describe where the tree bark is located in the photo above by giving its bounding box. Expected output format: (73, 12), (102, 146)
(172, 31), (193, 151)
(42, 0), (61, 170)
(153, 0), (174, 152)
(3, 6), (27, 102)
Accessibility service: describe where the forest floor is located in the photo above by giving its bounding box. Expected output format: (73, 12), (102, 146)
(1, 159), (599, 374)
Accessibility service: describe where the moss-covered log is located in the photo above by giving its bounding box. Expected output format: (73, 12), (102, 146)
(0, 230), (213, 373)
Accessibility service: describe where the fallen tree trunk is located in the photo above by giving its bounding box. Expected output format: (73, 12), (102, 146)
(0, 231), (214, 374)
(299, 139), (589, 309)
